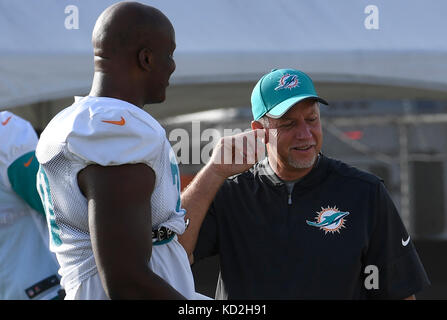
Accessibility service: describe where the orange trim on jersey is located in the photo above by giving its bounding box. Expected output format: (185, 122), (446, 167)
(101, 116), (126, 126)
(24, 155), (34, 168)
(1, 116), (12, 126)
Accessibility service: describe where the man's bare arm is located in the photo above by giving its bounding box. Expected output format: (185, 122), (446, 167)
(178, 129), (266, 264)
(177, 164), (226, 263)
(78, 163), (185, 299)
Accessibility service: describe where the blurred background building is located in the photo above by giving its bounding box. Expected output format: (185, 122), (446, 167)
(1, 0), (446, 299)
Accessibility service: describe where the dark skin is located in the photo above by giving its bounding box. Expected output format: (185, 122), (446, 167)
(89, 2), (176, 106)
(77, 2), (183, 299)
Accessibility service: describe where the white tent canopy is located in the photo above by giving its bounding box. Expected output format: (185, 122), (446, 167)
(1, 0), (446, 111)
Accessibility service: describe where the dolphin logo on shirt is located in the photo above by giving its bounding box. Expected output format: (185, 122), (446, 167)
(306, 206), (350, 234)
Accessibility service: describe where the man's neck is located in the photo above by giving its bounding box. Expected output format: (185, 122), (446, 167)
(89, 72), (143, 108)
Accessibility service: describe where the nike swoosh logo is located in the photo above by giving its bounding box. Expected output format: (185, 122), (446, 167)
(101, 116), (125, 126)
(24, 155), (34, 168)
(402, 236), (411, 246)
(1, 116), (12, 126)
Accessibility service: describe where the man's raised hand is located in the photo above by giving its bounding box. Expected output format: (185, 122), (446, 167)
(207, 129), (267, 178)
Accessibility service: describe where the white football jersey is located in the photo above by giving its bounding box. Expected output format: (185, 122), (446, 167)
(36, 96), (187, 293)
(0, 111), (39, 223)
(0, 111), (60, 300)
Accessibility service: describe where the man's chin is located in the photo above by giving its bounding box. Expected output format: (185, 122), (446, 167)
(288, 154), (317, 169)
(147, 94), (166, 105)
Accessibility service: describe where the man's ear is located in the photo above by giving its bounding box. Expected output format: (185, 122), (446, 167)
(251, 120), (263, 130)
(251, 120), (269, 144)
(138, 48), (152, 72)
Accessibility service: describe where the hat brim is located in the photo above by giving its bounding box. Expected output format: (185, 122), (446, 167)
(266, 95), (329, 119)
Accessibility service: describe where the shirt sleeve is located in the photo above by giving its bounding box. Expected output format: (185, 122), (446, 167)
(0, 112), (38, 185)
(65, 107), (164, 169)
(0, 112), (44, 215)
(193, 197), (220, 263)
(7, 151), (45, 216)
(364, 181), (430, 299)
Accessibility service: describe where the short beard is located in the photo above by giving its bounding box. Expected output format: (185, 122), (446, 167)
(287, 152), (317, 169)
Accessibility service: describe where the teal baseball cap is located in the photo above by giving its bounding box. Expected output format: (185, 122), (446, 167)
(251, 68), (329, 120)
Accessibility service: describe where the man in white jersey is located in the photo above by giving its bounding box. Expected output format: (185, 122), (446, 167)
(36, 2), (207, 299)
(0, 111), (62, 300)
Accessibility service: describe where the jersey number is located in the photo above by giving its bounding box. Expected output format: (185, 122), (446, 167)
(37, 165), (62, 246)
(169, 149), (183, 214)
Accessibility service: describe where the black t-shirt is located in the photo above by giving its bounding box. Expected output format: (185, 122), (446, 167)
(194, 154), (430, 299)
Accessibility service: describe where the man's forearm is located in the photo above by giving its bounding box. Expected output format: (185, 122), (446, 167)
(178, 129), (265, 261)
(177, 163), (226, 259)
(103, 267), (186, 300)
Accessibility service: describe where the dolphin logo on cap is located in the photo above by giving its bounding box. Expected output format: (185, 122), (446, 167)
(274, 74), (299, 90)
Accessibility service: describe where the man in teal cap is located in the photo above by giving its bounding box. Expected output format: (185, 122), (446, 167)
(178, 69), (429, 299)
(250, 68), (328, 178)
